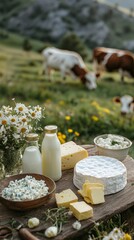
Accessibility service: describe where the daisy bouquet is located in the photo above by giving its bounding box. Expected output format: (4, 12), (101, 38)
(0, 100), (45, 151)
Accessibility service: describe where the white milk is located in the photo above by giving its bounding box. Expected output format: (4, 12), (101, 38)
(22, 133), (42, 174)
(41, 126), (62, 181)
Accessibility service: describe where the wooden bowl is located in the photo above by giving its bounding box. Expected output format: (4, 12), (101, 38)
(0, 173), (56, 211)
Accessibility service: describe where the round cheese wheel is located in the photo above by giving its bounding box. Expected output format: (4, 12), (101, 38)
(73, 156), (127, 195)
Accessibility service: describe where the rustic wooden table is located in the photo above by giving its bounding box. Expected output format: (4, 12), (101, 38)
(0, 145), (134, 240)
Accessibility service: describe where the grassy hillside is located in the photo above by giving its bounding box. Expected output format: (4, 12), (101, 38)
(0, 28), (44, 51)
(0, 0), (134, 50)
(0, 42), (134, 157)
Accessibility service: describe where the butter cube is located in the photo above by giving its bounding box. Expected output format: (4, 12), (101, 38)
(69, 201), (93, 221)
(61, 141), (88, 170)
(55, 189), (78, 208)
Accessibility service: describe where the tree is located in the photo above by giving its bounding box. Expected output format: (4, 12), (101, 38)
(22, 38), (32, 51)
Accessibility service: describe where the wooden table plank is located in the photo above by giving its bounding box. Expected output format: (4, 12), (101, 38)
(0, 145), (134, 240)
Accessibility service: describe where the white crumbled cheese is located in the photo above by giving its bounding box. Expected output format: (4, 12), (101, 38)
(2, 175), (49, 201)
(96, 134), (130, 149)
(28, 217), (40, 228)
(72, 221), (81, 230)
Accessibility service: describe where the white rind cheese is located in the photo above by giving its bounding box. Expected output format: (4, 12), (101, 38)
(61, 141), (88, 170)
(73, 156), (127, 195)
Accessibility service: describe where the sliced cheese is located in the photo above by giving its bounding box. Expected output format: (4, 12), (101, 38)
(55, 189), (78, 208)
(61, 141), (88, 170)
(78, 180), (105, 205)
(69, 201), (93, 221)
(86, 187), (105, 204)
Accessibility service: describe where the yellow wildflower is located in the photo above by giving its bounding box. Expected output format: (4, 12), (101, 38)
(103, 108), (111, 114)
(74, 131), (80, 136)
(45, 99), (51, 104)
(58, 132), (66, 144)
(58, 136), (66, 144)
(68, 128), (73, 133)
(59, 100), (65, 105)
(65, 115), (71, 121)
(91, 101), (100, 108)
(62, 134), (66, 139)
(91, 115), (99, 122)
(123, 234), (132, 240)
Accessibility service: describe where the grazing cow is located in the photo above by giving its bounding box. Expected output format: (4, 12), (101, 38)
(42, 47), (99, 90)
(114, 95), (134, 115)
(93, 47), (134, 82)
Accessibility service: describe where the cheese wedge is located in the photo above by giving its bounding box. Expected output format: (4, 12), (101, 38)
(69, 201), (93, 221)
(61, 141), (88, 170)
(55, 189), (78, 208)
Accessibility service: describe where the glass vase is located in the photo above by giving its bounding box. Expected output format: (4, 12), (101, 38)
(2, 148), (22, 177)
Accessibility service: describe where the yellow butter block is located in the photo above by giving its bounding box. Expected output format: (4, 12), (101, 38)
(61, 141), (88, 170)
(69, 201), (93, 221)
(55, 189), (78, 208)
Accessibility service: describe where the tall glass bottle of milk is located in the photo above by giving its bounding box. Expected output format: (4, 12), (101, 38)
(22, 133), (42, 174)
(41, 125), (62, 181)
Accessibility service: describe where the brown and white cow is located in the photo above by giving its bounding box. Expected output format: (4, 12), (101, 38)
(114, 95), (134, 115)
(93, 47), (134, 82)
(42, 47), (99, 90)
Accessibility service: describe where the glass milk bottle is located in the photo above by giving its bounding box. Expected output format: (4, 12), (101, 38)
(41, 125), (62, 181)
(22, 133), (42, 174)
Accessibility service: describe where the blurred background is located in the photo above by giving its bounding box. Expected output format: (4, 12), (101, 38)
(0, 0), (134, 155)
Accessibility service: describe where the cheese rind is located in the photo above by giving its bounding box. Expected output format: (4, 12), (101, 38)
(61, 141), (88, 170)
(73, 156), (127, 195)
(55, 189), (78, 208)
(69, 201), (93, 221)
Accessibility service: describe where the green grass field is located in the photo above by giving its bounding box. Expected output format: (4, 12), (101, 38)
(0, 42), (134, 157)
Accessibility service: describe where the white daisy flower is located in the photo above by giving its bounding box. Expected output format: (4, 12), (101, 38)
(34, 105), (42, 112)
(14, 103), (28, 114)
(19, 115), (28, 124)
(0, 101), (45, 150)
(0, 116), (9, 126)
(29, 109), (41, 119)
(17, 124), (30, 135)
(2, 106), (12, 115)
(9, 115), (18, 125)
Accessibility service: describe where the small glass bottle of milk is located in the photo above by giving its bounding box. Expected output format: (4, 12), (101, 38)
(41, 125), (62, 181)
(22, 133), (42, 174)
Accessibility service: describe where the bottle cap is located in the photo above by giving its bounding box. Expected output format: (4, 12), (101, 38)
(26, 133), (39, 141)
(44, 125), (58, 133)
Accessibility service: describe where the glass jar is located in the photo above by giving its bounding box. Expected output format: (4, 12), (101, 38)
(22, 133), (42, 174)
(41, 125), (62, 181)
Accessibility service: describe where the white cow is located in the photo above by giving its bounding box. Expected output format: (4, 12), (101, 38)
(42, 47), (99, 90)
(114, 95), (134, 115)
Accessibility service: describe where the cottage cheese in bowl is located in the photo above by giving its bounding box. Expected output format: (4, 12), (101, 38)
(96, 134), (130, 149)
(94, 134), (132, 161)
